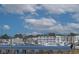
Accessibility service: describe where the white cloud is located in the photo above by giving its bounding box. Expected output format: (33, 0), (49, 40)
(1, 4), (79, 34)
(24, 18), (65, 33)
(42, 4), (79, 14)
(2, 4), (79, 14)
(41, 4), (79, 22)
(72, 13), (79, 21)
(64, 23), (79, 33)
(66, 23), (79, 29)
(24, 17), (79, 34)
(49, 24), (64, 33)
(24, 18), (57, 30)
(3, 25), (10, 30)
(59, 23), (79, 33)
(48, 23), (79, 34)
(2, 4), (39, 14)
(2, 4), (79, 21)
(31, 32), (42, 35)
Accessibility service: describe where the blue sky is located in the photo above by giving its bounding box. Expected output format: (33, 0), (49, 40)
(0, 4), (79, 36)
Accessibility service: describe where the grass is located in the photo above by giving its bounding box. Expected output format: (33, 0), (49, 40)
(59, 49), (79, 54)
(68, 49), (79, 54)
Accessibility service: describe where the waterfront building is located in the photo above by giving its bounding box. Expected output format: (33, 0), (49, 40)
(0, 39), (10, 45)
(0, 34), (79, 46)
(27, 35), (67, 46)
(0, 34), (77, 54)
(67, 36), (75, 44)
(12, 37), (24, 45)
(74, 35), (79, 43)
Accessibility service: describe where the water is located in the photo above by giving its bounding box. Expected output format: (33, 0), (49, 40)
(0, 44), (71, 51)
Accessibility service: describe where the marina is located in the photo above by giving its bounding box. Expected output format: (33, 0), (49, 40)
(0, 34), (79, 54)
(0, 45), (71, 54)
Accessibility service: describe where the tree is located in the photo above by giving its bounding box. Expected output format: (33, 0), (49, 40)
(1, 34), (9, 39)
(14, 33), (23, 38)
(70, 33), (76, 36)
(0, 34), (10, 41)
(48, 33), (56, 36)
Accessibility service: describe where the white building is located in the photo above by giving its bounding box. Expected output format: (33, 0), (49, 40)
(0, 35), (79, 46)
(12, 37), (24, 45)
(30, 35), (68, 46)
(74, 35), (79, 43)
(0, 39), (10, 45)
